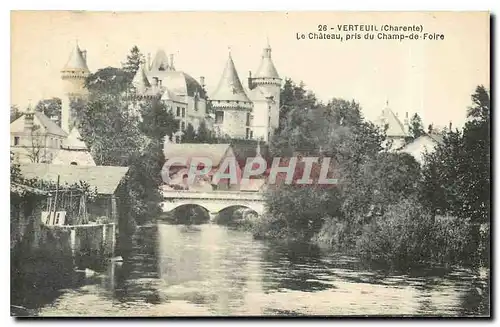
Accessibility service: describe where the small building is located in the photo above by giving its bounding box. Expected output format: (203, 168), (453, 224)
(51, 127), (96, 166)
(19, 163), (129, 223)
(162, 143), (241, 191)
(399, 133), (444, 165)
(10, 108), (68, 164)
(374, 103), (410, 151)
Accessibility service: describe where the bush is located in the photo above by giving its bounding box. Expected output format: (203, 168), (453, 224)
(354, 197), (480, 269)
(253, 185), (341, 242)
(355, 198), (436, 269)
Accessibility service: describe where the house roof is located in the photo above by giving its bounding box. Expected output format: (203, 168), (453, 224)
(375, 107), (408, 138)
(51, 149), (96, 166)
(10, 111), (68, 138)
(163, 143), (233, 167)
(19, 163), (129, 195)
(210, 53), (251, 103)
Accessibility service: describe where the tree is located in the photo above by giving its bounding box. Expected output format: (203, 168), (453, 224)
(122, 46), (145, 80)
(27, 124), (46, 163)
(409, 113), (425, 139)
(182, 123), (197, 143)
(138, 99), (178, 142)
(85, 67), (131, 96)
(10, 105), (22, 123)
(195, 120), (215, 143)
(278, 78), (318, 131)
(35, 98), (62, 126)
(422, 85), (490, 223)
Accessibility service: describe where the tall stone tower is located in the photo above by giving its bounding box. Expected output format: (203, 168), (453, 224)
(60, 41), (90, 133)
(210, 51), (253, 139)
(248, 40), (281, 140)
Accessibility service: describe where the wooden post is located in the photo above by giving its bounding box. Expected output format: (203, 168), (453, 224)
(111, 195), (117, 257)
(70, 228), (76, 267)
(52, 175), (60, 224)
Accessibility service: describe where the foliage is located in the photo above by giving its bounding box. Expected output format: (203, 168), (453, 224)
(85, 67), (131, 96)
(279, 78), (318, 131)
(409, 113), (425, 139)
(261, 79), (488, 270)
(195, 120), (215, 143)
(355, 198), (478, 269)
(254, 185), (342, 242)
(138, 99), (178, 141)
(182, 123), (197, 143)
(355, 197), (436, 269)
(122, 46), (145, 80)
(422, 85), (490, 224)
(10, 105), (23, 123)
(74, 89), (176, 225)
(35, 98), (62, 126)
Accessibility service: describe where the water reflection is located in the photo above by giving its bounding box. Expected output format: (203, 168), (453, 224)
(28, 223), (489, 317)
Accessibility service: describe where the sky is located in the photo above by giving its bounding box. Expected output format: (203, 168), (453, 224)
(11, 11), (490, 128)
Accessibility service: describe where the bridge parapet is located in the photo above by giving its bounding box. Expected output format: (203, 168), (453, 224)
(162, 190), (265, 201)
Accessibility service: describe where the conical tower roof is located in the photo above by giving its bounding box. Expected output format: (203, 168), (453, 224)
(376, 102), (408, 138)
(132, 65), (150, 92)
(254, 41), (279, 79)
(62, 41), (89, 72)
(211, 52), (251, 102)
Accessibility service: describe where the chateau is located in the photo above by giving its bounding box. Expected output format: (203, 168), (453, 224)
(11, 39), (432, 165)
(131, 41), (282, 143)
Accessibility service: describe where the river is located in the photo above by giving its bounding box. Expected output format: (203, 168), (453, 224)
(22, 223), (489, 317)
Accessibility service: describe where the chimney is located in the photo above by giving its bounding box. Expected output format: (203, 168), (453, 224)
(248, 70), (253, 90)
(169, 54), (175, 71)
(449, 121), (453, 131)
(200, 76), (205, 88)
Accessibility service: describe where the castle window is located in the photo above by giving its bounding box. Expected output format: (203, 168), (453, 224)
(181, 121), (186, 131)
(182, 108), (186, 118)
(215, 111), (224, 124)
(14, 136), (20, 146)
(246, 113), (251, 126)
(176, 107), (181, 117)
(246, 128), (251, 139)
(70, 162), (78, 166)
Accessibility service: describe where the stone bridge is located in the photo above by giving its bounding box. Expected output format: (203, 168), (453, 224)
(162, 190), (266, 219)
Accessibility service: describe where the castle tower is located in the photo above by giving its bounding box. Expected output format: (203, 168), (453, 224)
(60, 41), (90, 133)
(210, 51), (253, 139)
(248, 40), (282, 139)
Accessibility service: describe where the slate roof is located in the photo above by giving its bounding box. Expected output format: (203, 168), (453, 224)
(210, 53), (251, 103)
(19, 163), (129, 195)
(375, 107), (408, 138)
(254, 43), (280, 79)
(62, 42), (89, 72)
(10, 111), (68, 138)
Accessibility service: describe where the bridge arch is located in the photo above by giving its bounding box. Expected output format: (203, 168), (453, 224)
(169, 203), (211, 224)
(214, 205), (260, 226)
